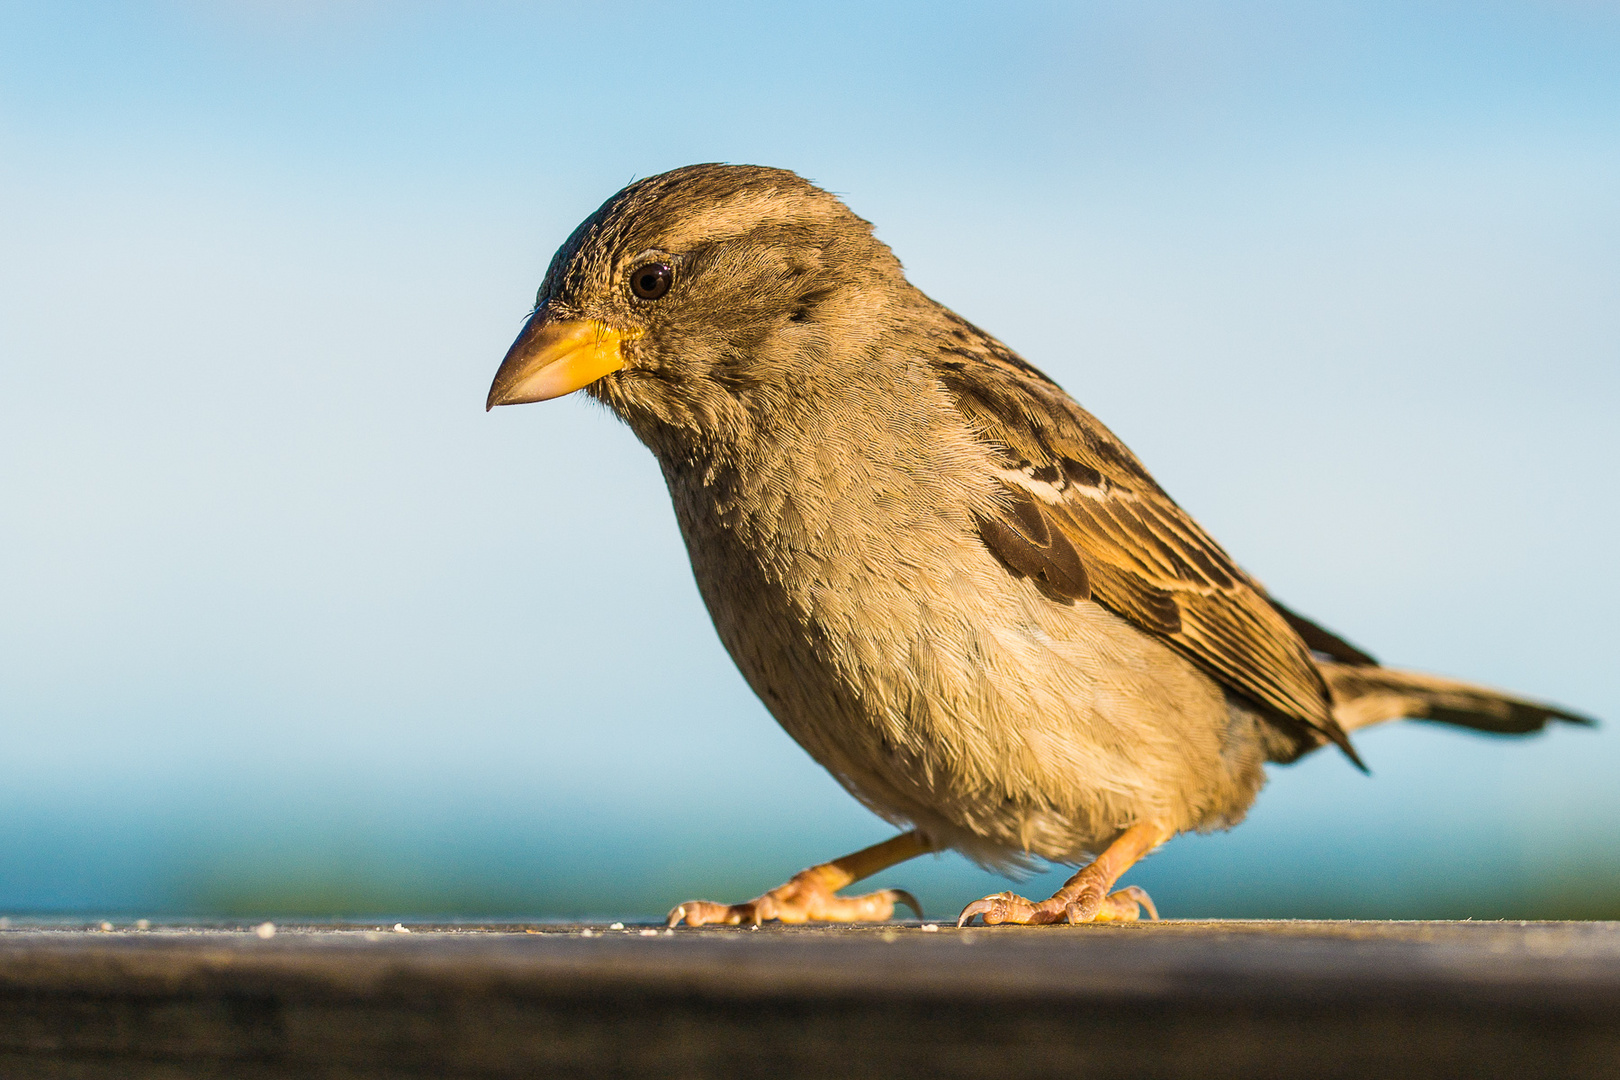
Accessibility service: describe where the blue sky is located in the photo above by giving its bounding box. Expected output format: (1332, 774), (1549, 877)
(1, 1), (1617, 917)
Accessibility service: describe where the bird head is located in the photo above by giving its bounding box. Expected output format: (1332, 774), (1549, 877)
(485, 164), (904, 449)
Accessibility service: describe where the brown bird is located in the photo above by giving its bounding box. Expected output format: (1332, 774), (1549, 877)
(486, 164), (1592, 927)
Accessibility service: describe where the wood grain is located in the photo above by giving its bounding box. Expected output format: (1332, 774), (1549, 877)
(1, 920), (1616, 1078)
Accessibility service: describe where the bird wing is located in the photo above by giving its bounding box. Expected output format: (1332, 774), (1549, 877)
(928, 315), (1364, 765)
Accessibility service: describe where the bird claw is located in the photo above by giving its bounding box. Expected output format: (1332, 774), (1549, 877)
(887, 889), (926, 920)
(665, 900), (761, 928)
(1109, 885), (1159, 921)
(955, 891), (1058, 926)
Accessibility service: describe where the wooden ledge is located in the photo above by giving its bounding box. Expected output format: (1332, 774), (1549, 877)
(2, 920), (1617, 1078)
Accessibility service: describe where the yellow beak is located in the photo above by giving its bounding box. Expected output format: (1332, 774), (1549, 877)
(485, 316), (633, 409)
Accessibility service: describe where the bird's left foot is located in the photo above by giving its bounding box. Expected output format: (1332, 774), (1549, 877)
(956, 821), (1172, 927)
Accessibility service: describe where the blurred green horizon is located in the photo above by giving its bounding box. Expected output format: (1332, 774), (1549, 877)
(5, 722), (1613, 922)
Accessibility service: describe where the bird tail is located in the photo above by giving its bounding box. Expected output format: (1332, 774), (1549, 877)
(1319, 662), (1596, 736)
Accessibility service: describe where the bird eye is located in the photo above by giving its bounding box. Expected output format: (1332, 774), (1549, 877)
(629, 263), (673, 300)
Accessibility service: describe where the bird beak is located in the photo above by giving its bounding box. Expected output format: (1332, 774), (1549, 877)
(485, 315), (634, 409)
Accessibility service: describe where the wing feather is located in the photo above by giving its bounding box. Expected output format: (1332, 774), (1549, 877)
(932, 319), (1365, 766)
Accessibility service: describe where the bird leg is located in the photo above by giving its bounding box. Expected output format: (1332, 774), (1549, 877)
(667, 830), (931, 927)
(956, 821), (1173, 926)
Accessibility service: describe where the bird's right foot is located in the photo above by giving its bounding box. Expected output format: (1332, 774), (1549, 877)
(667, 864), (921, 926)
(667, 830), (932, 927)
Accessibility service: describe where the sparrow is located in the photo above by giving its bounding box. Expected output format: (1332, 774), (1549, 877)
(486, 164), (1592, 926)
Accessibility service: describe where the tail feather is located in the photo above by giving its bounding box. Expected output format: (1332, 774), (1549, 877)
(1321, 663), (1596, 736)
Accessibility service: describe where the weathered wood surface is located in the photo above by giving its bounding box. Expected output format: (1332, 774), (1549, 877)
(1, 919), (1618, 1078)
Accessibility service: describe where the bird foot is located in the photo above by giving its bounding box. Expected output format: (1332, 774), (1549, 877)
(958, 821), (1171, 926)
(957, 883), (1157, 926)
(667, 865), (922, 927)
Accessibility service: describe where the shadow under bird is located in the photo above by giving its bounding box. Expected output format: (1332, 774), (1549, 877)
(486, 164), (1593, 927)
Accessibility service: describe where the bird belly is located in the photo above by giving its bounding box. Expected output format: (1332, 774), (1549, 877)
(671, 482), (1269, 870)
